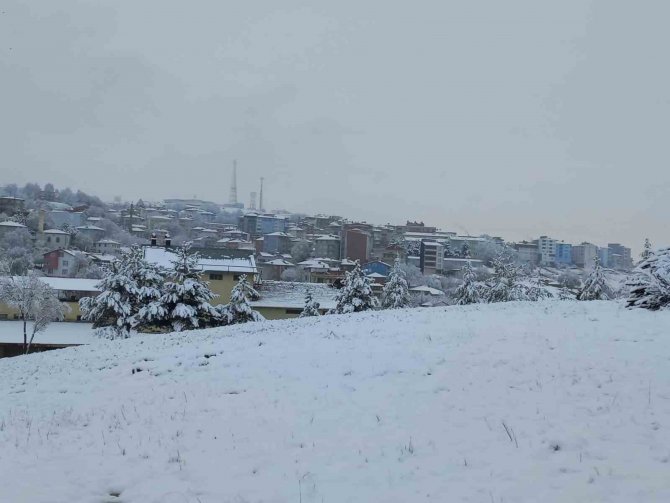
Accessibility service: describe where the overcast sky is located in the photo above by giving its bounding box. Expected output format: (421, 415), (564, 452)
(2, 1), (668, 250)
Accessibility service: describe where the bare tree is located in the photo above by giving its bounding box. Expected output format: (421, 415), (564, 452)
(0, 273), (68, 353)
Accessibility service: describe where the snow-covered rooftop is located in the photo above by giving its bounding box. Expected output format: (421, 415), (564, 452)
(0, 220), (26, 228)
(409, 285), (445, 296)
(251, 280), (336, 309)
(143, 247), (257, 274)
(43, 228), (70, 235)
(40, 276), (101, 292)
(76, 225), (105, 231)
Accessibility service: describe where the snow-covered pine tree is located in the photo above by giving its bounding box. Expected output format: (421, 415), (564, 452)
(332, 261), (379, 314)
(217, 275), (264, 324)
(80, 246), (166, 338)
(527, 269), (553, 301)
(641, 238), (653, 261)
(381, 259), (411, 309)
(577, 256), (610, 301)
(80, 259), (138, 339)
(299, 290), (321, 317)
(453, 259), (481, 305)
(136, 245), (220, 332)
(626, 246), (670, 310)
(484, 250), (527, 303)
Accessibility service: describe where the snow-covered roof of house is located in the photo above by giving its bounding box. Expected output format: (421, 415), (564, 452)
(251, 280), (337, 310)
(366, 272), (387, 278)
(315, 235), (340, 241)
(96, 239), (121, 245)
(0, 220), (26, 228)
(0, 321), (96, 345)
(259, 252), (274, 257)
(43, 228), (70, 235)
(265, 232), (290, 237)
(341, 259), (357, 266)
(86, 217), (102, 222)
(409, 285), (445, 296)
(265, 259), (294, 266)
(199, 229), (218, 234)
(87, 253), (117, 263)
(297, 259), (330, 269)
(143, 247), (257, 274)
(76, 225), (105, 231)
(40, 276), (102, 292)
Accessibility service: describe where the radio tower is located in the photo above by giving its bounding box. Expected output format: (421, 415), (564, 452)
(259, 177), (264, 212)
(229, 160), (238, 206)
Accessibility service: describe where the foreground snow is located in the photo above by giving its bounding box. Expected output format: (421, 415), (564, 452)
(1, 301), (669, 502)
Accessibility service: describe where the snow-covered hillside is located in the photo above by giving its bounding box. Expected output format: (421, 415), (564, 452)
(1, 302), (669, 502)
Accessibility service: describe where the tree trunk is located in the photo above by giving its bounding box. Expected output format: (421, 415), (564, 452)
(23, 318), (27, 354)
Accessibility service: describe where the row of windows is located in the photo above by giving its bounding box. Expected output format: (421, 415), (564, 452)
(208, 273), (242, 281)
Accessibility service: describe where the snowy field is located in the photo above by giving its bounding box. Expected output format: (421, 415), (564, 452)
(1, 301), (669, 502)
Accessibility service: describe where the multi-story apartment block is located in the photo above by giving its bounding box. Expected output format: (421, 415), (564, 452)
(514, 241), (540, 266)
(555, 242), (573, 265)
(537, 236), (557, 266)
(420, 241), (444, 275)
(314, 235), (341, 260)
(607, 243), (633, 270)
(572, 242), (598, 269)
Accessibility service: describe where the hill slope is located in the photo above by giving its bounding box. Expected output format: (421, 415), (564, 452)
(1, 302), (669, 502)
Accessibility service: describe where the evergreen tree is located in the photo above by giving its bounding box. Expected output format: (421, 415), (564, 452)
(299, 290), (321, 317)
(332, 261), (379, 314)
(453, 259), (481, 305)
(627, 246), (670, 310)
(527, 269), (553, 301)
(641, 238), (653, 261)
(577, 256), (610, 301)
(217, 275), (264, 324)
(381, 259), (411, 309)
(484, 251), (527, 303)
(136, 245), (219, 332)
(80, 247), (166, 338)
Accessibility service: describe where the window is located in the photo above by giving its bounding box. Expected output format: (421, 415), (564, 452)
(209, 273), (223, 281)
(70, 295), (77, 302)
(77, 315), (82, 321)
(285, 308), (302, 315)
(0, 314), (7, 320)
(63, 260), (69, 266)
(62, 269), (68, 275)
(56, 237), (60, 243)
(13, 314), (19, 320)
(233, 274), (241, 281)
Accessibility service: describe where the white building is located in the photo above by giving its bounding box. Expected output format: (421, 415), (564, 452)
(572, 242), (598, 269)
(537, 236), (557, 266)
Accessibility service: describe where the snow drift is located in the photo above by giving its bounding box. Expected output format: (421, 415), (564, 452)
(1, 301), (670, 502)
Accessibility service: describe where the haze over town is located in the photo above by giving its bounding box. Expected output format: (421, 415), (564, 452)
(2, 1), (670, 251)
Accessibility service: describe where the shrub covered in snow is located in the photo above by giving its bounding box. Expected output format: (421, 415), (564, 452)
(483, 251), (528, 303)
(627, 246), (670, 310)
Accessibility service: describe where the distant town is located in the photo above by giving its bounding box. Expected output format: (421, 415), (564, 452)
(0, 176), (639, 345)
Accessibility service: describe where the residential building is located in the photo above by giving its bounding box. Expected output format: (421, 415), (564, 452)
(0, 220), (27, 239)
(94, 239), (122, 255)
(43, 249), (80, 277)
(572, 242), (598, 269)
(598, 247), (610, 268)
(314, 235), (341, 260)
(259, 258), (294, 281)
(607, 243), (633, 270)
(75, 225), (106, 241)
(362, 260), (392, 277)
(420, 241), (444, 275)
(49, 210), (85, 229)
(514, 242), (540, 266)
(263, 232), (292, 255)
(250, 280), (336, 319)
(0, 276), (101, 323)
(537, 236), (557, 266)
(555, 243), (573, 265)
(341, 224), (373, 263)
(239, 213), (289, 239)
(0, 196), (25, 216)
(42, 228), (72, 249)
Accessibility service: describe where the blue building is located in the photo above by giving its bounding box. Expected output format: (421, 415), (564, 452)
(362, 260), (392, 277)
(555, 243), (573, 265)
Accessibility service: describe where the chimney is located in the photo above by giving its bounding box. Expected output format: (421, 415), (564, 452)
(150, 233), (157, 247)
(165, 233), (171, 248)
(38, 209), (46, 234)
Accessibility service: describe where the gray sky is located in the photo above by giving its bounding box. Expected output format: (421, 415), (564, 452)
(2, 1), (669, 251)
